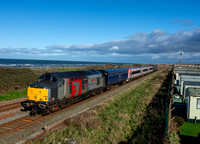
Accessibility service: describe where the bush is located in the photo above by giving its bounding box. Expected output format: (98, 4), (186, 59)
(174, 116), (185, 127)
(164, 131), (180, 144)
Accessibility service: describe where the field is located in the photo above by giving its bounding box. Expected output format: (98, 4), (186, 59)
(30, 68), (171, 144)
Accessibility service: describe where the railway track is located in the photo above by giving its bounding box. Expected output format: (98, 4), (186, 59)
(0, 102), (22, 113)
(0, 70), (163, 138)
(0, 85), (115, 137)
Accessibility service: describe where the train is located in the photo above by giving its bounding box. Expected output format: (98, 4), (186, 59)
(21, 65), (157, 116)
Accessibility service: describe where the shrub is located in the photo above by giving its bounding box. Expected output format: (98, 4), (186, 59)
(164, 131), (180, 144)
(174, 116), (185, 127)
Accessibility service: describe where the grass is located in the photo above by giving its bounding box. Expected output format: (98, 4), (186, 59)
(0, 89), (27, 101)
(59, 67), (81, 72)
(0, 68), (44, 94)
(31, 69), (170, 144)
(179, 122), (200, 137)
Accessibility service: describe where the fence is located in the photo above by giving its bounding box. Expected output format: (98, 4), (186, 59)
(164, 68), (174, 135)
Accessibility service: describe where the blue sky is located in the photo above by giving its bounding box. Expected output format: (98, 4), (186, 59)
(0, 0), (200, 64)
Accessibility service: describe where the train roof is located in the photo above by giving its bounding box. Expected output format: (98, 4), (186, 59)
(128, 66), (153, 70)
(100, 68), (128, 73)
(52, 70), (101, 79)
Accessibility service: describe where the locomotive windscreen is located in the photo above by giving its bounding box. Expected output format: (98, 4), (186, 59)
(37, 74), (57, 83)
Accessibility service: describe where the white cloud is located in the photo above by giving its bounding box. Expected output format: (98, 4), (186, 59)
(1, 28), (200, 64)
(194, 53), (200, 57)
(109, 46), (119, 51)
(151, 55), (161, 59)
(148, 44), (157, 48)
(172, 19), (194, 26)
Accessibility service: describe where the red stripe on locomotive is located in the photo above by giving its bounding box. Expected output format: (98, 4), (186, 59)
(68, 77), (83, 98)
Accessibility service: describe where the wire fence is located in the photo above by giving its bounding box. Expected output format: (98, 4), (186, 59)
(164, 69), (173, 135)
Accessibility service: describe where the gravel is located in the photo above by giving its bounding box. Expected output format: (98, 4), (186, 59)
(0, 108), (29, 125)
(0, 71), (158, 144)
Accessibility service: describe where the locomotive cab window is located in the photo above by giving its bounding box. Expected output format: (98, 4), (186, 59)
(37, 75), (44, 82)
(37, 74), (56, 82)
(44, 74), (51, 81)
(59, 80), (64, 87)
(51, 76), (57, 82)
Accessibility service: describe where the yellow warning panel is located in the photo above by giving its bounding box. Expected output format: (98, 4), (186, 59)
(27, 87), (48, 102)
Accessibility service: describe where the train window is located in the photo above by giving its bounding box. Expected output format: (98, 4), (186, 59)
(45, 74), (51, 81)
(143, 69), (148, 72)
(59, 80), (64, 87)
(51, 76), (57, 82)
(70, 78), (74, 81)
(70, 83), (72, 94)
(37, 75), (44, 82)
(97, 77), (100, 85)
(132, 70), (140, 75)
(75, 77), (78, 80)
(82, 85), (85, 90)
(150, 68), (153, 70)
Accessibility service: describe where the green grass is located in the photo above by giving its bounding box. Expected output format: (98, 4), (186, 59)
(59, 67), (80, 72)
(179, 122), (200, 137)
(0, 89), (27, 101)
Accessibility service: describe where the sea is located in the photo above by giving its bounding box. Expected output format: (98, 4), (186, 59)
(0, 58), (125, 68)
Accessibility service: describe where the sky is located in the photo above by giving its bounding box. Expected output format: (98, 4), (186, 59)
(0, 0), (200, 64)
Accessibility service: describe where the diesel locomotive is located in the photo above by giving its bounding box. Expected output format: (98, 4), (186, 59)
(21, 66), (157, 116)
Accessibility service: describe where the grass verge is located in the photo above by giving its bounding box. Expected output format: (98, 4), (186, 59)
(179, 122), (200, 137)
(31, 68), (171, 144)
(0, 89), (27, 101)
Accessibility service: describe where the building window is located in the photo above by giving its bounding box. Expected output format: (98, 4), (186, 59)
(197, 98), (200, 109)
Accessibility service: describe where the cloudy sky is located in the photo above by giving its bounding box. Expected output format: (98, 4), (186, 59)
(0, 0), (200, 64)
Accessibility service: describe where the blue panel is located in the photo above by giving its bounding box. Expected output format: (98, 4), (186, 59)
(103, 69), (128, 85)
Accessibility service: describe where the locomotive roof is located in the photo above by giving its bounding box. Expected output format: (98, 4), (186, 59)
(51, 70), (101, 79)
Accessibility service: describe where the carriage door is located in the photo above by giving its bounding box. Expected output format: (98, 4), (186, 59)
(58, 79), (65, 99)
